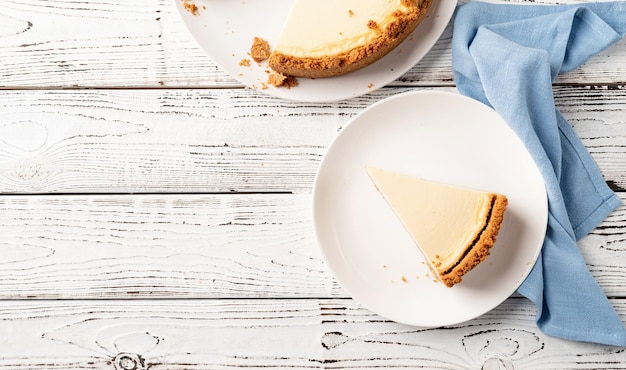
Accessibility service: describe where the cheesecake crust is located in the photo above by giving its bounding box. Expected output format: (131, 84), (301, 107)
(268, 0), (433, 78)
(439, 194), (509, 288)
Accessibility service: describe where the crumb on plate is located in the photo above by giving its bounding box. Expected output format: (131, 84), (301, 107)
(267, 71), (298, 88)
(250, 37), (271, 63)
(182, 0), (199, 15)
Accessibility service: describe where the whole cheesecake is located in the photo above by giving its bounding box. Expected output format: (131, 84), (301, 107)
(268, 0), (433, 78)
(366, 166), (508, 288)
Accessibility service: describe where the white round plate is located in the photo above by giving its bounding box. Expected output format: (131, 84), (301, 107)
(313, 91), (548, 327)
(175, 0), (457, 102)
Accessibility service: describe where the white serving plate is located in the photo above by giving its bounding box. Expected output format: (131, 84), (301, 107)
(313, 91), (548, 326)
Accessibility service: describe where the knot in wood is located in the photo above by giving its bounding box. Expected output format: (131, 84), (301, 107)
(481, 354), (514, 370)
(114, 352), (146, 370)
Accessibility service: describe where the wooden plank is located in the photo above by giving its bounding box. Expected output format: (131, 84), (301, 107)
(555, 85), (626, 192)
(0, 297), (624, 369)
(0, 192), (623, 299)
(0, 0), (624, 88)
(0, 193), (335, 299)
(0, 86), (624, 194)
(0, 0), (235, 88)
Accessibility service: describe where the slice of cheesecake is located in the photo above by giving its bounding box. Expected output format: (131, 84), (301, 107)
(366, 166), (508, 287)
(268, 0), (432, 78)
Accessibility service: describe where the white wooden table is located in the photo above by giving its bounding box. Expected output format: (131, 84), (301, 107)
(1, 0), (625, 368)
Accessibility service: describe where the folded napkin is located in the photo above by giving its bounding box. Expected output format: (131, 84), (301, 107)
(452, 1), (626, 346)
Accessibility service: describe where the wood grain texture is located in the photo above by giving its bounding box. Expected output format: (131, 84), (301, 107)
(0, 85), (624, 194)
(0, 298), (624, 369)
(0, 193), (333, 299)
(0, 0), (625, 367)
(0, 192), (623, 299)
(0, 0), (624, 89)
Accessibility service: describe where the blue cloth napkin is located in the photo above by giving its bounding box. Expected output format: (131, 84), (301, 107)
(452, 1), (626, 346)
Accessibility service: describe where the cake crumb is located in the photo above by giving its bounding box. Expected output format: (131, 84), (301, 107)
(348, 9), (354, 17)
(401, 276), (408, 283)
(267, 72), (286, 86)
(367, 20), (378, 29)
(250, 37), (271, 63)
(368, 83), (374, 88)
(267, 71), (298, 88)
(182, 0), (199, 15)
(239, 59), (251, 67)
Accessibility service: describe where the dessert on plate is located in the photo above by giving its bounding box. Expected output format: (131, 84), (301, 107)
(366, 166), (508, 287)
(268, 0), (433, 78)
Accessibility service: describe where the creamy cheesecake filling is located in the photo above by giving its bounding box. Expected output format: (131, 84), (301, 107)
(365, 167), (492, 265)
(273, 0), (414, 58)
(413, 190), (492, 272)
(441, 196), (496, 275)
(366, 166), (508, 287)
